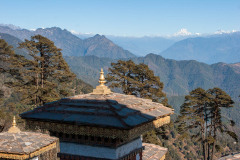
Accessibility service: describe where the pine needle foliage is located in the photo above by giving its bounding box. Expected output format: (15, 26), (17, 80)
(17, 35), (76, 106)
(106, 60), (171, 107)
(178, 87), (238, 160)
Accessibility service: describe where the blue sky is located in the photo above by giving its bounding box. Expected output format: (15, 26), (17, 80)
(1, 0), (240, 37)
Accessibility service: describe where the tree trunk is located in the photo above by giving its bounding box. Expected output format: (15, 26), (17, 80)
(35, 71), (39, 106)
(211, 111), (217, 160)
(207, 143), (211, 160)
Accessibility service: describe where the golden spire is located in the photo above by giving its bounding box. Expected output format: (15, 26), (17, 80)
(99, 68), (106, 86)
(8, 116), (21, 133)
(92, 68), (112, 94)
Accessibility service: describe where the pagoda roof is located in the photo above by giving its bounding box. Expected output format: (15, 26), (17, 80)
(20, 92), (173, 130)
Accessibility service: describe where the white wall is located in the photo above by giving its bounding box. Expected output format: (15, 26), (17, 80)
(60, 137), (142, 159)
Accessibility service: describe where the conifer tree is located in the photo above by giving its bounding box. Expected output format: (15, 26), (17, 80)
(0, 39), (15, 72)
(0, 39), (26, 103)
(18, 35), (76, 106)
(106, 60), (136, 95)
(178, 88), (210, 160)
(207, 88), (237, 159)
(178, 87), (238, 160)
(106, 60), (170, 107)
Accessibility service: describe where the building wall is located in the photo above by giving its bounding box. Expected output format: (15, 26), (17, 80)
(59, 137), (142, 159)
(58, 150), (143, 160)
(36, 147), (59, 160)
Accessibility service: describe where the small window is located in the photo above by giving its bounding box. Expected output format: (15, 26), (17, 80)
(111, 138), (116, 143)
(72, 134), (75, 139)
(65, 134), (69, 138)
(59, 132), (63, 138)
(97, 137), (101, 141)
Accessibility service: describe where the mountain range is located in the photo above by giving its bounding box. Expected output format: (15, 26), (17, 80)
(160, 32), (240, 64)
(1, 25), (240, 64)
(64, 54), (240, 98)
(0, 26), (135, 59)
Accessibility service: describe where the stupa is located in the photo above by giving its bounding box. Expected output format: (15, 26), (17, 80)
(20, 69), (174, 160)
(0, 117), (59, 160)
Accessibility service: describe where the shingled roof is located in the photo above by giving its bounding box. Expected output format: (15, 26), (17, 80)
(142, 143), (168, 160)
(0, 131), (57, 155)
(20, 92), (173, 130)
(0, 117), (58, 160)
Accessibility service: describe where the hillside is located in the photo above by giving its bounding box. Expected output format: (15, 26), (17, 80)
(0, 26), (136, 59)
(64, 54), (240, 98)
(160, 32), (240, 64)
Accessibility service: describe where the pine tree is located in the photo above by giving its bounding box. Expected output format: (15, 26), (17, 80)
(18, 35), (76, 106)
(0, 39), (15, 72)
(0, 39), (26, 103)
(133, 63), (170, 107)
(207, 88), (237, 160)
(106, 60), (170, 107)
(106, 60), (136, 95)
(178, 88), (210, 160)
(178, 87), (238, 160)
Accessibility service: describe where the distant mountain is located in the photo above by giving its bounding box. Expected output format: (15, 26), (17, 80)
(0, 26), (136, 59)
(106, 36), (176, 56)
(0, 33), (27, 57)
(160, 32), (240, 64)
(0, 26), (33, 40)
(135, 54), (240, 98)
(83, 34), (135, 58)
(34, 27), (85, 57)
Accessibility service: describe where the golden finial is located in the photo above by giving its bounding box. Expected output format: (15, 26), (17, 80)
(8, 116), (21, 133)
(92, 68), (112, 94)
(99, 68), (106, 86)
(12, 116), (16, 127)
